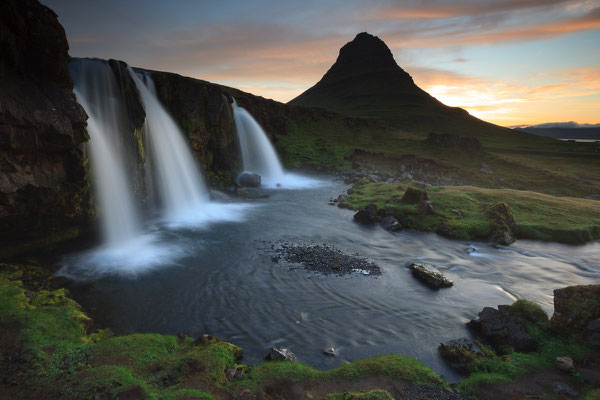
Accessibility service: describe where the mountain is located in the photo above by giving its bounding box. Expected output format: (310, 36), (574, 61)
(289, 32), (522, 139)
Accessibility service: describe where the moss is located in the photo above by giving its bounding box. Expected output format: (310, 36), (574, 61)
(582, 389), (600, 400)
(323, 389), (395, 400)
(458, 299), (597, 396)
(509, 299), (549, 330)
(341, 182), (600, 244)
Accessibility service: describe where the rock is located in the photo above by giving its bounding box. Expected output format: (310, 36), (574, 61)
(351, 161), (361, 169)
(586, 194), (600, 200)
(353, 203), (378, 225)
(409, 263), (453, 289)
(550, 285), (600, 346)
(265, 346), (296, 362)
(479, 163), (493, 174)
(208, 189), (231, 202)
(0, 0), (90, 253)
(323, 347), (336, 357)
(552, 381), (579, 398)
(451, 209), (465, 217)
(235, 188), (248, 197)
(417, 200), (435, 215)
(238, 172), (261, 187)
(402, 187), (428, 204)
(555, 356), (573, 371)
(380, 215), (402, 231)
(468, 305), (537, 353)
(426, 132), (482, 154)
(225, 366), (245, 381)
(438, 337), (490, 373)
(485, 202), (516, 245)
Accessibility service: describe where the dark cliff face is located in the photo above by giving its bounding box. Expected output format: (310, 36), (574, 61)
(0, 0), (91, 252)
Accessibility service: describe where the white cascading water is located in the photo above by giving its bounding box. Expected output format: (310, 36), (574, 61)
(69, 59), (141, 247)
(128, 68), (209, 221)
(232, 99), (285, 187)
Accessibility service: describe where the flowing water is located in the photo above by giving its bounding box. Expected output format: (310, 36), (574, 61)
(59, 177), (600, 382)
(69, 59), (141, 247)
(128, 69), (210, 223)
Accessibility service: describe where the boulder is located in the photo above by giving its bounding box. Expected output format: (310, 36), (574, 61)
(550, 284), (600, 346)
(208, 189), (231, 202)
(265, 346), (296, 362)
(555, 356), (573, 371)
(409, 263), (453, 289)
(438, 337), (490, 373)
(238, 172), (261, 187)
(485, 202), (516, 245)
(417, 200), (435, 215)
(353, 203), (378, 225)
(402, 187), (428, 204)
(380, 215), (402, 231)
(552, 381), (579, 398)
(468, 304), (538, 353)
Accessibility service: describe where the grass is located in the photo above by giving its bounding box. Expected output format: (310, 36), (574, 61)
(458, 308), (593, 396)
(340, 182), (600, 243)
(1, 263), (446, 400)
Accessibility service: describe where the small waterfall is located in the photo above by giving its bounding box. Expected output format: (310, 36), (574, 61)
(232, 99), (285, 187)
(69, 59), (140, 247)
(128, 68), (209, 220)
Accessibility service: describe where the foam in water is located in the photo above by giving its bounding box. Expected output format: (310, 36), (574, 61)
(232, 99), (323, 189)
(128, 68), (210, 220)
(69, 59), (140, 247)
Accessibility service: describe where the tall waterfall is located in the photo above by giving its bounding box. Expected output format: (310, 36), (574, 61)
(69, 59), (140, 247)
(232, 99), (285, 187)
(128, 68), (209, 220)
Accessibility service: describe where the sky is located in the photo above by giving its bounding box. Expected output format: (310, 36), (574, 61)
(43, 0), (600, 126)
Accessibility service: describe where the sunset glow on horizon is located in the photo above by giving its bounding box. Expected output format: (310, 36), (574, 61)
(44, 0), (600, 126)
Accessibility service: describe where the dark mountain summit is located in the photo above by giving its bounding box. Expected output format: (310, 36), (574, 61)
(289, 32), (518, 139)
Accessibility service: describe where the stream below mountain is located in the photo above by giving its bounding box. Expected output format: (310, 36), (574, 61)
(56, 175), (600, 383)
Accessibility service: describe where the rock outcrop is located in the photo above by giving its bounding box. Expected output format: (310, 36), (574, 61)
(0, 0), (91, 255)
(468, 304), (541, 354)
(550, 284), (600, 346)
(438, 337), (490, 373)
(486, 202), (516, 245)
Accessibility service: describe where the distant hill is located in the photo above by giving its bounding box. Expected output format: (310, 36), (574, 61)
(288, 32), (531, 143)
(517, 127), (600, 140)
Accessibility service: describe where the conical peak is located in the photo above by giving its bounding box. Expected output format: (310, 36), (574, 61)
(336, 32), (397, 67)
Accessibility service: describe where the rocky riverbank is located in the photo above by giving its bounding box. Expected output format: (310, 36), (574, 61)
(2, 263), (599, 399)
(337, 179), (600, 245)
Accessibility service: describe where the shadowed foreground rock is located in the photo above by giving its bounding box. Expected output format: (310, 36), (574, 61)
(265, 346), (297, 361)
(550, 284), (600, 346)
(439, 337), (490, 373)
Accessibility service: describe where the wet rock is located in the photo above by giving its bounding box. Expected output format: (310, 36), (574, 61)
(353, 203), (378, 225)
(226, 366), (246, 381)
(438, 337), (490, 373)
(265, 346), (296, 362)
(485, 202), (516, 245)
(409, 263), (453, 289)
(380, 215), (402, 231)
(235, 188), (248, 197)
(550, 284), (600, 346)
(552, 381), (579, 398)
(555, 356), (573, 371)
(468, 305), (537, 354)
(272, 242), (381, 276)
(402, 187), (428, 204)
(323, 347), (336, 357)
(208, 189), (231, 202)
(417, 200), (435, 215)
(238, 172), (261, 187)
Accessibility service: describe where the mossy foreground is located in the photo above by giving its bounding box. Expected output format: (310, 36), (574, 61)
(0, 264), (448, 399)
(341, 182), (600, 244)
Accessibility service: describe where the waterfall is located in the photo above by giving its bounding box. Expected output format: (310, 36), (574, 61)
(69, 59), (140, 247)
(128, 68), (209, 220)
(232, 99), (285, 187)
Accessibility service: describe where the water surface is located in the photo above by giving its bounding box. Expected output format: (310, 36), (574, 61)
(59, 176), (600, 382)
